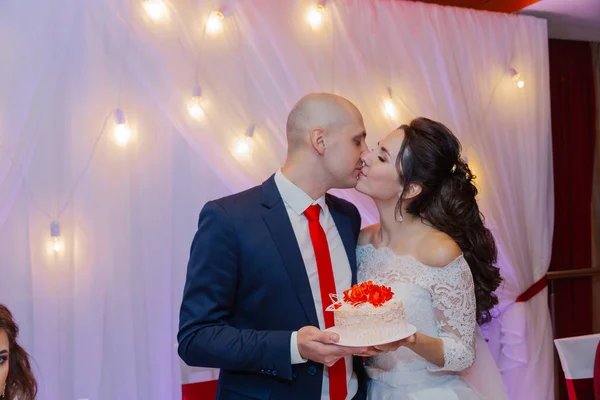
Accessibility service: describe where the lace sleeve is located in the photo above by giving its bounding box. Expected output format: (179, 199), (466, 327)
(427, 256), (477, 372)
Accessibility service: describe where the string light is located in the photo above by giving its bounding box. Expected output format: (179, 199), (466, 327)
(49, 221), (63, 254)
(114, 109), (132, 146)
(19, 4), (533, 270)
(143, 0), (168, 21)
(383, 87), (397, 119)
(187, 86), (205, 120)
(383, 99), (397, 118)
(206, 11), (224, 35)
(306, 4), (325, 29)
(509, 68), (525, 89)
(234, 124), (255, 159)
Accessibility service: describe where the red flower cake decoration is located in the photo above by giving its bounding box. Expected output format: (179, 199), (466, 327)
(331, 281), (394, 308)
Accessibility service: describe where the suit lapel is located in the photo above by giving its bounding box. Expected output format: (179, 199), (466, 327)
(261, 176), (319, 327)
(327, 196), (358, 285)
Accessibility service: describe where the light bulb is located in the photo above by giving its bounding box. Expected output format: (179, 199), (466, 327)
(306, 5), (324, 29)
(49, 221), (63, 255)
(51, 237), (64, 254)
(188, 97), (204, 120)
(234, 137), (253, 157)
(234, 125), (255, 159)
(383, 98), (397, 118)
(509, 68), (524, 89)
(187, 86), (204, 120)
(113, 109), (132, 145)
(144, 0), (168, 21)
(206, 11), (224, 35)
(114, 123), (132, 145)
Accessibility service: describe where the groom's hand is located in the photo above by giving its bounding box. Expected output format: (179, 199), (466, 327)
(297, 326), (378, 367)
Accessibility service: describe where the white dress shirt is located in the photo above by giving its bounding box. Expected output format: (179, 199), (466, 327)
(274, 170), (357, 400)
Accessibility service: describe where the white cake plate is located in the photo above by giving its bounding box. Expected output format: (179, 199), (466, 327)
(325, 324), (418, 347)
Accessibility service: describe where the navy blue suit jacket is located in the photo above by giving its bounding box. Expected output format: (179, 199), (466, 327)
(178, 175), (367, 400)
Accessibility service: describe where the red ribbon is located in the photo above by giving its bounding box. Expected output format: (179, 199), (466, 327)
(516, 275), (548, 303)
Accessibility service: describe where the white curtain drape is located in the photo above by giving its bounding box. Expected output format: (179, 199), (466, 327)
(0, 0), (552, 399)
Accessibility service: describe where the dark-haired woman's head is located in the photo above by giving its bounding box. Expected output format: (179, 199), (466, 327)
(357, 117), (502, 324)
(0, 305), (37, 400)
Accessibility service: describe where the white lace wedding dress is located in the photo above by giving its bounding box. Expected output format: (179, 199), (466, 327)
(357, 244), (485, 400)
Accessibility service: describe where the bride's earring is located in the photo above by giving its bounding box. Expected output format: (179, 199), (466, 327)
(395, 211), (404, 222)
(396, 193), (404, 222)
(1, 383), (5, 399)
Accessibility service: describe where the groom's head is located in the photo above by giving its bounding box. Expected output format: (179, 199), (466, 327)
(285, 93), (367, 189)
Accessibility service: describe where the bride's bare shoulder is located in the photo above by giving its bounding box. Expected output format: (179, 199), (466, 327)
(359, 223), (379, 246)
(416, 231), (462, 268)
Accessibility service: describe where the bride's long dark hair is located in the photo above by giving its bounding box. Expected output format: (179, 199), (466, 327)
(396, 117), (502, 325)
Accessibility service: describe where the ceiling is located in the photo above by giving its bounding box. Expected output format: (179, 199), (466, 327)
(412, 0), (600, 42)
(519, 0), (600, 42)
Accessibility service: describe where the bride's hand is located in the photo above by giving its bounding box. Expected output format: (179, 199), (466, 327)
(352, 346), (384, 357)
(372, 334), (416, 353)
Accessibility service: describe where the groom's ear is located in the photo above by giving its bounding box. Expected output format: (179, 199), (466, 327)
(310, 127), (326, 155)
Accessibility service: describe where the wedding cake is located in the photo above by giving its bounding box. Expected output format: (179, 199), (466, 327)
(326, 281), (409, 346)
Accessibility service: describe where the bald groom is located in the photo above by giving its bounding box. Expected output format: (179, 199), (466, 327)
(178, 93), (374, 400)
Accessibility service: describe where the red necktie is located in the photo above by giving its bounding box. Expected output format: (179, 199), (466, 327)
(304, 204), (347, 400)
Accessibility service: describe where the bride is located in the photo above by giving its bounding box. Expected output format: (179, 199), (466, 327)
(355, 117), (505, 399)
